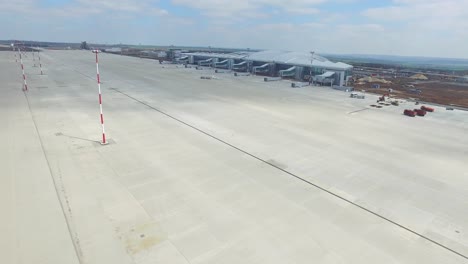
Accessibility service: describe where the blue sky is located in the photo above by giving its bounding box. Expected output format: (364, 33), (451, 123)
(2, 0), (468, 58)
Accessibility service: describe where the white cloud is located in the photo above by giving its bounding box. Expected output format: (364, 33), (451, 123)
(358, 0), (468, 57)
(285, 7), (320, 15)
(2, 0), (467, 58)
(363, 0), (468, 22)
(337, 23), (384, 33)
(171, 0), (326, 18)
(76, 0), (148, 12)
(0, 0), (168, 17)
(171, 0), (259, 16)
(0, 0), (37, 12)
(151, 8), (169, 16)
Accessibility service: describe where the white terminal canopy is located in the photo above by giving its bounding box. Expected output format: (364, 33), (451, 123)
(246, 50), (352, 71)
(182, 50), (353, 71)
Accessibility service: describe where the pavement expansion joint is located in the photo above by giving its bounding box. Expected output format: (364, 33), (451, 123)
(111, 87), (468, 261)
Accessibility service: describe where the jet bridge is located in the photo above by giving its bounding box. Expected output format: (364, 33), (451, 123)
(253, 63), (269, 74)
(279, 66), (296, 77)
(214, 59), (229, 69)
(177, 56), (189, 64)
(198, 58), (213, 66)
(232, 61), (247, 71)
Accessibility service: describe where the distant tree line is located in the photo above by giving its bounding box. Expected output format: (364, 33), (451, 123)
(80, 41), (89, 50)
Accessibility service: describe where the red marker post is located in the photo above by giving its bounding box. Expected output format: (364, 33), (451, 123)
(93, 50), (108, 145)
(38, 51), (43, 75)
(19, 48), (28, 91)
(12, 45), (17, 62)
(33, 51), (36, 67)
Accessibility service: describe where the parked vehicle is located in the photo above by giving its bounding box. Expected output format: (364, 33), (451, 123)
(350, 92), (365, 99)
(404, 109), (416, 117)
(421, 106), (434, 112)
(414, 109), (426, 116)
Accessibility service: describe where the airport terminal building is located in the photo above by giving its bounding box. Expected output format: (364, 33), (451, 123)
(180, 50), (353, 87)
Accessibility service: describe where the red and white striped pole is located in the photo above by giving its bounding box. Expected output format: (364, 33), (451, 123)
(93, 50), (108, 145)
(33, 51), (36, 67)
(38, 51), (43, 75)
(19, 48), (28, 91)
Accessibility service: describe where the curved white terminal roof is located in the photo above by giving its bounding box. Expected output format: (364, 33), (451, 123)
(182, 52), (251, 60)
(246, 50), (353, 71)
(183, 50), (352, 71)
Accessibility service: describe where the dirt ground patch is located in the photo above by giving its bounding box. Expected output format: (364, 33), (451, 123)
(355, 80), (468, 107)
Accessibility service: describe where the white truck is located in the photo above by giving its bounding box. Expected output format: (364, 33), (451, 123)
(350, 92), (365, 99)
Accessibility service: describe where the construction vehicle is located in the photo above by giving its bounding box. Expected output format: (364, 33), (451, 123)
(404, 109), (416, 117)
(378, 93), (390, 102)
